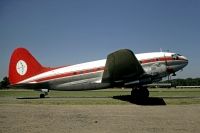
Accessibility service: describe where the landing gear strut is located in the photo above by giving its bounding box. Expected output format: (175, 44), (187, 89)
(131, 86), (149, 99)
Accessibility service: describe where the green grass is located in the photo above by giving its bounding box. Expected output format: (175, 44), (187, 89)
(0, 88), (200, 105)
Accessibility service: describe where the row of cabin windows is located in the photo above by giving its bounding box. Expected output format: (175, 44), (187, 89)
(72, 67), (103, 75)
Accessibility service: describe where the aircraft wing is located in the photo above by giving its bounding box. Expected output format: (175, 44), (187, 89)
(102, 49), (145, 86)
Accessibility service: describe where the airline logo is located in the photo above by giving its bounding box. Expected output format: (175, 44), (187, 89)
(16, 60), (27, 75)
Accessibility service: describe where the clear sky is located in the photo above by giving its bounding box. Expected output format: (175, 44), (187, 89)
(1, 0), (200, 80)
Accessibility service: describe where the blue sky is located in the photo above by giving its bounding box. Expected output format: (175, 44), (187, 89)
(1, 0), (200, 79)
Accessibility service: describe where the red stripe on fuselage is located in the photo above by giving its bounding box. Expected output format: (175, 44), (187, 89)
(23, 56), (186, 83)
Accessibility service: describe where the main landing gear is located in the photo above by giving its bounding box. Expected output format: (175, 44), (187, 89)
(131, 86), (149, 99)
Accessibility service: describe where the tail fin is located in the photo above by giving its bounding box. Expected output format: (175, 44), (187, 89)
(9, 48), (44, 84)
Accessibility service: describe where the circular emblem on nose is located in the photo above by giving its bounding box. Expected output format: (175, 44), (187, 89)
(16, 60), (27, 75)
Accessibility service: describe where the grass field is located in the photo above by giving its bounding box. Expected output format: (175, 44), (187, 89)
(0, 88), (200, 105)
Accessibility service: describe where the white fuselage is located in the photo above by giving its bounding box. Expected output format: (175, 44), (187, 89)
(18, 52), (188, 90)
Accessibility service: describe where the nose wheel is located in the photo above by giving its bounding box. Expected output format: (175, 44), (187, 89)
(131, 86), (149, 99)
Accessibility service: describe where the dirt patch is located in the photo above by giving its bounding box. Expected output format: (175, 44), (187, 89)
(0, 104), (200, 133)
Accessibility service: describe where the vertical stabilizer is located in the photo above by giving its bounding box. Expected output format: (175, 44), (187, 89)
(9, 48), (44, 84)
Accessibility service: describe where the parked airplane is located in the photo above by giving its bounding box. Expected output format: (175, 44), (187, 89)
(9, 48), (188, 98)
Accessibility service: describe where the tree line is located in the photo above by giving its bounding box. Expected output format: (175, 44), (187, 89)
(163, 78), (200, 86)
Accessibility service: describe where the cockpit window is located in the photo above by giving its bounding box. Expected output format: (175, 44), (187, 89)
(172, 54), (181, 59)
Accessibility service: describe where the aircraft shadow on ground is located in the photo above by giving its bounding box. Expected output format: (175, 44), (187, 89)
(16, 97), (50, 99)
(113, 95), (166, 105)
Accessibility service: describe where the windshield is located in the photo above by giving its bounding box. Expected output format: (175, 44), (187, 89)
(172, 53), (181, 59)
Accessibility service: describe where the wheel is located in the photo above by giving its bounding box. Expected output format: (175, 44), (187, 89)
(131, 87), (149, 99)
(40, 94), (45, 98)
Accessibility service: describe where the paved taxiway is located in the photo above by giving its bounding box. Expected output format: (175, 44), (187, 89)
(0, 104), (200, 133)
